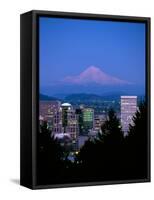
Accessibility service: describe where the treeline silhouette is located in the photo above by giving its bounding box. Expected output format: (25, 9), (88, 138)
(37, 102), (148, 185)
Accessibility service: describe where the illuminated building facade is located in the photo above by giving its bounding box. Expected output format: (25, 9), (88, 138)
(39, 101), (78, 141)
(121, 96), (137, 136)
(61, 103), (78, 140)
(39, 101), (61, 131)
(82, 108), (94, 135)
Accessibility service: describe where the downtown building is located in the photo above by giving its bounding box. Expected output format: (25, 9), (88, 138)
(39, 101), (78, 150)
(74, 107), (95, 136)
(75, 107), (95, 149)
(39, 100), (62, 131)
(120, 96), (137, 136)
(40, 101), (98, 150)
(82, 108), (94, 135)
(60, 103), (78, 141)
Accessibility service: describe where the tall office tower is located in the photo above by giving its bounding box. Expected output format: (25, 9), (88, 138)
(60, 103), (78, 151)
(82, 108), (94, 135)
(39, 100), (61, 130)
(121, 96), (137, 136)
(61, 103), (78, 140)
(39, 101), (61, 118)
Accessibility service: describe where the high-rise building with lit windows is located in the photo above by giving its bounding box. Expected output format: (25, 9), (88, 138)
(121, 96), (137, 136)
(82, 108), (94, 135)
(39, 101), (78, 141)
(39, 101), (61, 131)
(61, 103), (78, 140)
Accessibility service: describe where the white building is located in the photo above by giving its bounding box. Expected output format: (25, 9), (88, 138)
(121, 96), (137, 136)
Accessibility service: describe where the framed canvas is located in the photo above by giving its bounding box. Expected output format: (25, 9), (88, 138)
(20, 10), (151, 189)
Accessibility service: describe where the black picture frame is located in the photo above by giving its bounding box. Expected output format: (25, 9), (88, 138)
(20, 10), (151, 189)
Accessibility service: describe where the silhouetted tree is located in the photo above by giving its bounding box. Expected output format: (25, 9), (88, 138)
(99, 108), (123, 144)
(127, 102), (147, 142)
(124, 102), (148, 179)
(37, 121), (65, 184)
(77, 108), (125, 180)
(37, 103), (148, 184)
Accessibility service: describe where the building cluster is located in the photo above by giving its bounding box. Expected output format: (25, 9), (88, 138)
(39, 101), (106, 150)
(39, 95), (138, 151)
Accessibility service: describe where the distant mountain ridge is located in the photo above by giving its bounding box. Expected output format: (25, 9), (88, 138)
(65, 93), (123, 102)
(65, 93), (103, 102)
(39, 94), (60, 101)
(40, 93), (122, 102)
(40, 93), (144, 103)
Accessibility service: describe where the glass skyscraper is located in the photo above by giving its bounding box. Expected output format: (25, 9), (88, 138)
(82, 108), (94, 135)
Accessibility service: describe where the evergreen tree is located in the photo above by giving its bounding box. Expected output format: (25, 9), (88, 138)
(39, 121), (64, 162)
(127, 102), (147, 143)
(124, 102), (148, 178)
(99, 108), (124, 144)
(37, 121), (65, 184)
(77, 108), (125, 180)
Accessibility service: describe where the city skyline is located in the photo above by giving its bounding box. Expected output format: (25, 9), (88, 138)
(39, 94), (138, 151)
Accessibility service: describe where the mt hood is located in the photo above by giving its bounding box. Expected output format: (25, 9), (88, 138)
(63, 66), (131, 85)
